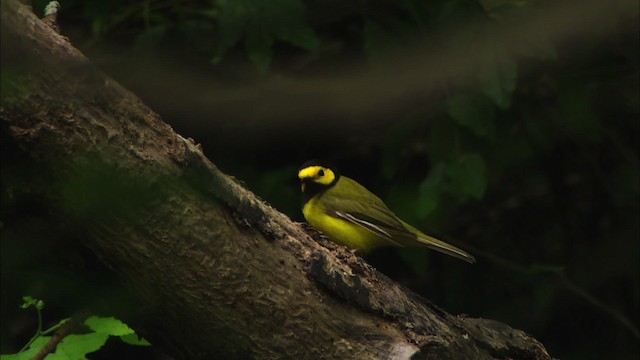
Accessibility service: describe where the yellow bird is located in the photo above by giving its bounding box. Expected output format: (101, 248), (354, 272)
(298, 160), (476, 263)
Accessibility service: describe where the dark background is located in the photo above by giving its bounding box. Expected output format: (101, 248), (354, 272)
(2, 0), (639, 359)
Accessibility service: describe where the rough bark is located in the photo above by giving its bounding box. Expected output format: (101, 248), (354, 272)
(0, 1), (551, 359)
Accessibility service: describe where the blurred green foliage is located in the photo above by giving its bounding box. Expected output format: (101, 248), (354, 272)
(4, 0), (639, 359)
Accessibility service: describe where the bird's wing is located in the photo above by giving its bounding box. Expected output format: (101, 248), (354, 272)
(331, 210), (403, 246)
(322, 177), (415, 246)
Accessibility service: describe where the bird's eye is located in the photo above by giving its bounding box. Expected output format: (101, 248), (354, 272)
(318, 169), (325, 177)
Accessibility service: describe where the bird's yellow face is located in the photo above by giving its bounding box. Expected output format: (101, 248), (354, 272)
(298, 165), (336, 192)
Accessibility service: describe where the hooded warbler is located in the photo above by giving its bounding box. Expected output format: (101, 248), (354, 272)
(298, 160), (476, 263)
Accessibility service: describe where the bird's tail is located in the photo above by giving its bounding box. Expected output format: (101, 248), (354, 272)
(401, 221), (476, 263)
(416, 233), (477, 263)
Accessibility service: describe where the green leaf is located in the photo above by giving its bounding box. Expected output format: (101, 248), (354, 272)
(47, 333), (109, 360)
(446, 153), (488, 200)
(0, 352), (29, 360)
(275, 25), (319, 51)
(179, 20), (217, 54)
(20, 296), (44, 310)
(217, 0), (319, 71)
(270, 0), (319, 51)
(20, 296), (35, 309)
(416, 162), (447, 218)
(244, 26), (273, 73)
(1, 336), (51, 360)
(119, 333), (151, 346)
(217, 0), (248, 47)
(448, 94), (496, 139)
(84, 316), (134, 337)
(476, 45), (517, 109)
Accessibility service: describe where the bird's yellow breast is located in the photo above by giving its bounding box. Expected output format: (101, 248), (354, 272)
(302, 195), (389, 251)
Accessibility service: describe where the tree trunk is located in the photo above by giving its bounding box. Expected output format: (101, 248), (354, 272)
(0, 1), (551, 359)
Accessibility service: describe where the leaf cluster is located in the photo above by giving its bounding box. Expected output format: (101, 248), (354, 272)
(1, 297), (149, 360)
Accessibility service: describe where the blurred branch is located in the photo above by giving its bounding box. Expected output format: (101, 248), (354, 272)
(85, 0), (638, 134)
(461, 240), (640, 341)
(559, 275), (640, 340)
